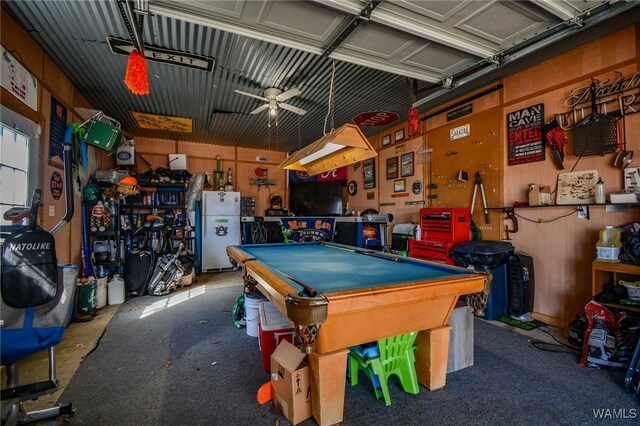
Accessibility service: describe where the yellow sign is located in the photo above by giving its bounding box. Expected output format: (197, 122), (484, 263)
(131, 111), (193, 133)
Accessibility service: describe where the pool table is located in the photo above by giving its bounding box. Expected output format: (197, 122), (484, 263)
(227, 242), (487, 425)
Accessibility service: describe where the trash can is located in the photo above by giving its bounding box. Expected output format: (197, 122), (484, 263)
(450, 241), (514, 320)
(391, 223), (417, 256)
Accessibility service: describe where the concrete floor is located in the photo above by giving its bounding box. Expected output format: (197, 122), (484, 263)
(3, 269), (568, 416)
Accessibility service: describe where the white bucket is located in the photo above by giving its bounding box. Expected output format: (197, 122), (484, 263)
(107, 274), (125, 305)
(245, 292), (265, 337)
(96, 277), (108, 309)
(181, 271), (194, 286)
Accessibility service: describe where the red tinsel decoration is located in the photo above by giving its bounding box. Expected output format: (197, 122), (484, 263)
(407, 107), (420, 137)
(124, 50), (149, 95)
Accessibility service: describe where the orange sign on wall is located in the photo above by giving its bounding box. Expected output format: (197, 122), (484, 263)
(131, 111), (193, 133)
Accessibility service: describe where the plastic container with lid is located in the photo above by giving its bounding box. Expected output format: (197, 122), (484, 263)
(596, 226), (621, 262)
(258, 301), (295, 371)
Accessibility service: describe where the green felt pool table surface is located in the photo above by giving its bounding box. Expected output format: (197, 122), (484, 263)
(233, 241), (474, 294)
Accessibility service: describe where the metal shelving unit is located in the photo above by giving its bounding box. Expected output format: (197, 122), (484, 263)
(120, 182), (196, 255)
(84, 199), (123, 275)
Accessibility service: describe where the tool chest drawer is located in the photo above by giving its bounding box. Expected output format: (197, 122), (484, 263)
(409, 239), (452, 263)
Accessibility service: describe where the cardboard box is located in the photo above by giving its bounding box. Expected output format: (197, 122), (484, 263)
(270, 340), (311, 425)
(528, 184), (551, 206)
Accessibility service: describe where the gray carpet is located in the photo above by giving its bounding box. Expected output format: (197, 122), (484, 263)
(59, 280), (638, 425)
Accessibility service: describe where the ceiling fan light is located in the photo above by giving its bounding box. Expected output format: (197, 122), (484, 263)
(269, 107), (276, 116)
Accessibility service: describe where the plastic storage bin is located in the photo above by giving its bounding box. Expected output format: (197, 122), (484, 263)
(450, 241), (514, 320)
(259, 301), (295, 371)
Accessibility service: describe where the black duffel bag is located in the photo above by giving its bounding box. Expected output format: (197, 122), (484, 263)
(1, 227), (58, 308)
(124, 250), (155, 296)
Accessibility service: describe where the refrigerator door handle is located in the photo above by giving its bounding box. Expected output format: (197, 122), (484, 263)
(203, 194), (207, 216)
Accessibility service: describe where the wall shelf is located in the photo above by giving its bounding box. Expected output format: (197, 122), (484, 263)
(491, 203), (640, 222)
(122, 204), (186, 209)
(592, 260), (640, 313)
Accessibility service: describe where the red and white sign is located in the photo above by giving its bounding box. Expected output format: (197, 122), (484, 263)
(353, 111), (399, 127)
(290, 167), (347, 182)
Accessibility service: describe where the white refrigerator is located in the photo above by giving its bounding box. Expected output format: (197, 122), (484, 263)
(201, 191), (240, 271)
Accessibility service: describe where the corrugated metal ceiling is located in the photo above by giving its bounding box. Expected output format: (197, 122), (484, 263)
(3, 0), (638, 153)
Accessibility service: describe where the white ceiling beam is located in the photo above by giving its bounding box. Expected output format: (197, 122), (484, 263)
(531, 0), (576, 21)
(314, 0), (364, 15)
(315, 0), (496, 58)
(148, 3), (326, 56)
(329, 51), (441, 83)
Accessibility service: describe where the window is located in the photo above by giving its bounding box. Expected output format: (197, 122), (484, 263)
(0, 123), (30, 225)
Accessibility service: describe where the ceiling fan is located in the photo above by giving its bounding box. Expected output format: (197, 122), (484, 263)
(234, 87), (307, 125)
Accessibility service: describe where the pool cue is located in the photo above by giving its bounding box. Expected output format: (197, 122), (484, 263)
(329, 243), (403, 262)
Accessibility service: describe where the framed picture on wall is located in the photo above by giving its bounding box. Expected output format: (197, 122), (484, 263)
(363, 158), (376, 189)
(386, 157), (398, 180)
(400, 152), (414, 177)
(394, 178), (406, 193)
(394, 128), (405, 142)
(382, 134), (391, 146)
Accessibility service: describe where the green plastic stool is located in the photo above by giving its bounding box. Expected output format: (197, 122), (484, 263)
(349, 331), (420, 406)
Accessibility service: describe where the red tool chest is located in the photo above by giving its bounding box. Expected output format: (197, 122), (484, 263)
(409, 208), (471, 264)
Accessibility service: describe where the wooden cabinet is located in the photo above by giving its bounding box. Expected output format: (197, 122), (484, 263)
(592, 260), (640, 312)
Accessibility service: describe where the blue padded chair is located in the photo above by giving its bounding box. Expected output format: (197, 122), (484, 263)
(1, 265), (77, 424)
(349, 331), (420, 406)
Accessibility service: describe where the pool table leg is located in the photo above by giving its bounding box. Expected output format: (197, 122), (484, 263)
(414, 325), (452, 390)
(308, 348), (349, 426)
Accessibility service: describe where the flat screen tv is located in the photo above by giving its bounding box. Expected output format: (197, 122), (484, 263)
(289, 181), (344, 216)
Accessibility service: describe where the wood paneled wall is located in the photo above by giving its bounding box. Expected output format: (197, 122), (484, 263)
(0, 7), (98, 267)
(134, 138), (287, 216)
(499, 27), (639, 327)
(347, 24), (639, 327)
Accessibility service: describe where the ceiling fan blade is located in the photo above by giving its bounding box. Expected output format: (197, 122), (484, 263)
(249, 104), (270, 115)
(278, 102), (307, 116)
(275, 87), (301, 102)
(234, 89), (268, 102)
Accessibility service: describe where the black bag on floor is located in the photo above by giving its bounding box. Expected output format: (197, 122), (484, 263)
(124, 250), (154, 296)
(1, 227), (58, 308)
(620, 224), (640, 266)
(178, 250), (196, 275)
(147, 253), (183, 296)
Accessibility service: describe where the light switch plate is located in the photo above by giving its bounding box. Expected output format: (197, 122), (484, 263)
(48, 205), (55, 217)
